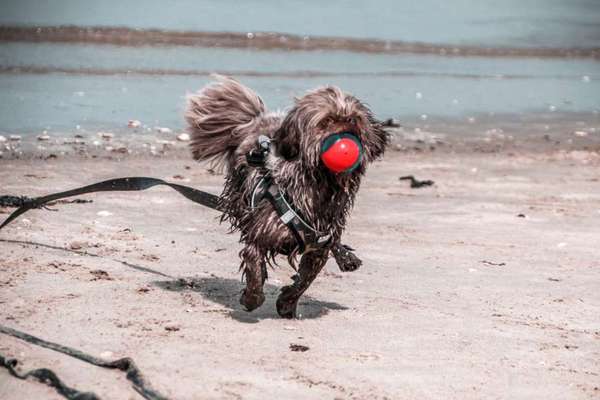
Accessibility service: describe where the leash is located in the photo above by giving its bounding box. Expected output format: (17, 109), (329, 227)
(0, 139), (363, 399)
(0, 324), (170, 400)
(0, 175), (329, 252)
(0, 174), (360, 397)
(0, 174), (362, 272)
(0, 133), (358, 263)
(0, 353), (101, 400)
(0, 176), (219, 230)
(0, 176), (357, 267)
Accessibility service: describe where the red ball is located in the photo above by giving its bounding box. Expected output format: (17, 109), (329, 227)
(321, 137), (361, 173)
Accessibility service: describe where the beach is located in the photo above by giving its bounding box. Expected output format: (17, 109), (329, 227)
(1, 121), (599, 399)
(1, 0), (600, 397)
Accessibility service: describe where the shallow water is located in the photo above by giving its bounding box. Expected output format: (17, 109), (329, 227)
(2, 0), (600, 48)
(0, 1), (599, 135)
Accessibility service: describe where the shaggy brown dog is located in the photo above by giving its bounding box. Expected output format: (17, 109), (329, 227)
(185, 76), (387, 318)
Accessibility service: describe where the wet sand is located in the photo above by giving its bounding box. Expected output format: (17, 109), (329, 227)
(0, 127), (599, 399)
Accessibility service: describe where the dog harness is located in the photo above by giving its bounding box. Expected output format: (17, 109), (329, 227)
(247, 135), (332, 254)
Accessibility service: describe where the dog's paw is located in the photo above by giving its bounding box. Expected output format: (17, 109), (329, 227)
(276, 285), (300, 319)
(239, 289), (265, 312)
(332, 245), (362, 272)
(276, 296), (298, 319)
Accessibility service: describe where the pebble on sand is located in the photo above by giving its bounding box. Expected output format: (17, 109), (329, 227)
(0, 135), (6, 143)
(289, 344), (310, 352)
(98, 132), (114, 140)
(381, 118), (401, 128)
(37, 134), (50, 141)
(9, 135), (22, 141)
(156, 139), (175, 147)
(112, 146), (129, 154)
(573, 131), (588, 137)
(176, 133), (190, 141)
(69, 241), (85, 250)
(97, 210), (113, 217)
(164, 324), (181, 332)
(156, 127), (173, 134)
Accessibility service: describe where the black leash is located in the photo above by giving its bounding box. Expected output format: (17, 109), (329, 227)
(0, 176), (220, 230)
(0, 176), (360, 269)
(0, 354), (101, 400)
(0, 176), (361, 397)
(0, 175), (361, 274)
(0, 195), (34, 208)
(0, 324), (169, 400)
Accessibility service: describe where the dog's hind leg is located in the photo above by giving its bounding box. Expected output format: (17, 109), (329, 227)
(276, 249), (329, 319)
(239, 245), (267, 312)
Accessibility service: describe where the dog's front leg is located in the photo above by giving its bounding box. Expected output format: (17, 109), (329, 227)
(276, 248), (329, 318)
(239, 245), (267, 312)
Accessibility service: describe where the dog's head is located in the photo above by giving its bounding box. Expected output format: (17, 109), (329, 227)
(273, 86), (387, 175)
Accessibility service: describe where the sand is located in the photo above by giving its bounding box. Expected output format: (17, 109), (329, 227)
(0, 140), (599, 399)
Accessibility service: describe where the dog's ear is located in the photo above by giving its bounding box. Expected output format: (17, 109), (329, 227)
(274, 109), (301, 160)
(363, 112), (389, 162)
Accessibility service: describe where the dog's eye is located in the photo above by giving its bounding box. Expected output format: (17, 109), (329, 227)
(320, 117), (334, 129)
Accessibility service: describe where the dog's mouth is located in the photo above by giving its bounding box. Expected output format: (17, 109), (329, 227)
(320, 132), (363, 174)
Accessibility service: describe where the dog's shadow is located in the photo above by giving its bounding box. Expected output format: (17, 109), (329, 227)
(152, 276), (347, 323)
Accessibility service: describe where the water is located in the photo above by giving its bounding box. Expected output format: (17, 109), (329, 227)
(0, 1), (599, 134)
(2, 0), (600, 48)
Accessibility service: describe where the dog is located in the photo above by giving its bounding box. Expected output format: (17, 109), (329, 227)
(185, 76), (387, 318)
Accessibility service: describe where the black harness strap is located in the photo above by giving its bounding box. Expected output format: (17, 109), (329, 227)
(263, 183), (331, 254)
(249, 176), (332, 254)
(0, 324), (169, 400)
(247, 136), (332, 254)
(264, 183), (307, 253)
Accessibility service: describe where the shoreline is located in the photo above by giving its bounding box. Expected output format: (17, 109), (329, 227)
(2, 25), (599, 59)
(1, 112), (599, 161)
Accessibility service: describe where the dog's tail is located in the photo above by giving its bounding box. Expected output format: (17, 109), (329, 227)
(185, 76), (266, 165)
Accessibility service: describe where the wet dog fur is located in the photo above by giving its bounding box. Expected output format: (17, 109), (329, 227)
(185, 76), (387, 318)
